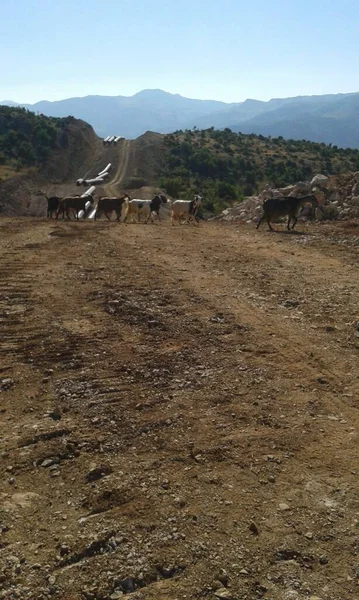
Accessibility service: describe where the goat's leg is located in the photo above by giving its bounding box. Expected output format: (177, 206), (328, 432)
(287, 215), (292, 230)
(256, 215), (263, 229)
(291, 215), (297, 229)
(267, 217), (274, 231)
(105, 211), (111, 221)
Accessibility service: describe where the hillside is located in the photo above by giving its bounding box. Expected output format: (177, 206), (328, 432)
(0, 106), (98, 180)
(159, 128), (359, 213)
(3, 89), (359, 148)
(0, 107), (167, 216)
(3, 107), (359, 217)
(0, 107), (101, 215)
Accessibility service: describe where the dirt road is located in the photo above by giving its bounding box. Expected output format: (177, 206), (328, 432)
(1, 217), (359, 600)
(103, 140), (132, 195)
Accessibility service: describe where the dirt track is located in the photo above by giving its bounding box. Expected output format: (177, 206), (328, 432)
(1, 217), (359, 600)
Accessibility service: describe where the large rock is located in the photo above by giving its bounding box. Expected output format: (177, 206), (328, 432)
(312, 189), (326, 205)
(311, 174), (329, 189)
(315, 203), (339, 221)
(296, 181), (312, 193)
(278, 185), (296, 196)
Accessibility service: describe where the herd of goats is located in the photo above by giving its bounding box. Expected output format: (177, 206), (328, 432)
(45, 192), (202, 225)
(45, 188), (321, 230)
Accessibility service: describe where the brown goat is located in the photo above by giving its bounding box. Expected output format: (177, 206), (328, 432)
(94, 194), (130, 221)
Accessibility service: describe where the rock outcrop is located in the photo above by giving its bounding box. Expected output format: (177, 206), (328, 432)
(218, 172), (359, 224)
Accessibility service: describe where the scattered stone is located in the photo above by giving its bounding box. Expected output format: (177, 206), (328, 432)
(214, 588), (234, 599)
(85, 465), (113, 483)
(0, 378), (14, 391)
(275, 548), (299, 561)
(249, 521), (259, 535)
(216, 568), (229, 587)
(59, 544), (70, 556)
(110, 592), (124, 600)
(282, 299), (300, 308)
(110, 590), (124, 600)
(119, 576), (135, 593)
(278, 503), (290, 511)
(41, 459), (55, 468)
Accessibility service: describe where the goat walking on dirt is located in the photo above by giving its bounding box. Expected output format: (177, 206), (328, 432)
(46, 196), (61, 219)
(94, 194), (130, 221)
(124, 195), (168, 223)
(256, 195), (318, 231)
(55, 195), (94, 220)
(171, 195), (202, 225)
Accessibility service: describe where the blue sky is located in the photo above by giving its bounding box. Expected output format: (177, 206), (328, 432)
(2, 0), (359, 103)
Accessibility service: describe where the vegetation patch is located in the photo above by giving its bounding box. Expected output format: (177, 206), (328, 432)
(159, 128), (359, 213)
(0, 106), (75, 172)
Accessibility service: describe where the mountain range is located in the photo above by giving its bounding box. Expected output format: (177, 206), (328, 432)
(2, 89), (359, 148)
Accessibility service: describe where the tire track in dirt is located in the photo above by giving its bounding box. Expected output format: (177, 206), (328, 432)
(1, 218), (359, 600)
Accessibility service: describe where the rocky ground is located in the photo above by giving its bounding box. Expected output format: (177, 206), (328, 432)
(219, 173), (359, 225)
(1, 215), (359, 600)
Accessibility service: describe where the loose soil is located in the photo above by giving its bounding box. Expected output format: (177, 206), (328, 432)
(1, 217), (359, 600)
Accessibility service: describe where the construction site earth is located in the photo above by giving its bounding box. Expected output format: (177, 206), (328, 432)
(1, 133), (359, 600)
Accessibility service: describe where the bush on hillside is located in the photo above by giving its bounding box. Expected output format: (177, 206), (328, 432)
(160, 128), (359, 213)
(0, 106), (67, 168)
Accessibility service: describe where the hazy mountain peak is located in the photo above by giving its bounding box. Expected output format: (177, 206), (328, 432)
(0, 100), (19, 106)
(4, 89), (359, 148)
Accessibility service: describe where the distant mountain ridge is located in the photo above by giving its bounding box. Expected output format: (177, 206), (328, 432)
(2, 89), (359, 148)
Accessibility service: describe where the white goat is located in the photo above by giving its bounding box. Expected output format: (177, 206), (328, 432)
(171, 195), (202, 226)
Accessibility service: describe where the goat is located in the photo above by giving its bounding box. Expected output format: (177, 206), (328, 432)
(171, 195), (202, 226)
(46, 196), (62, 219)
(256, 195), (318, 231)
(94, 194), (130, 221)
(56, 194), (94, 220)
(124, 195), (168, 224)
